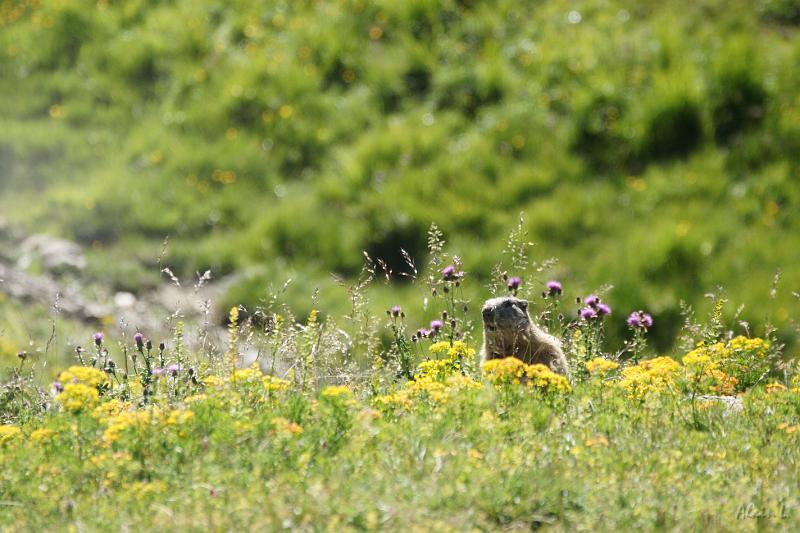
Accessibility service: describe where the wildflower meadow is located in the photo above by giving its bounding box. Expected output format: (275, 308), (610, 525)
(3, 224), (800, 531)
(2, 0), (800, 530)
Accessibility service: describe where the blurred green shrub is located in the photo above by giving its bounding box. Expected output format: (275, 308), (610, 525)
(640, 96), (704, 162)
(710, 68), (768, 144)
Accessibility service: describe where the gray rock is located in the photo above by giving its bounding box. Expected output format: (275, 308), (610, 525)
(19, 234), (86, 273)
(696, 394), (744, 413)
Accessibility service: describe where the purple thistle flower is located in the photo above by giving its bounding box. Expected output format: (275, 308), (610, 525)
(580, 307), (597, 320)
(167, 364), (180, 376)
(52, 381), (63, 393)
(93, 332), (104, 346)
(546, 280), (563, 296)
(507, 277), (522, 291)
(429, 320), (443, 332)
(442, 265), (456, 279)
(416, 328), (429, 339)
(584, 295), (600, 308)
(628, 310), (653, 329)
(391, 305), (402, 317)
(597, 303), (612, 316)
(152, 368), (165, 377)
(133, 332), (144, 348)
(158, 341), (166, 352)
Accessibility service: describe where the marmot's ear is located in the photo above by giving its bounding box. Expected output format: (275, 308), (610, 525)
(518, 299), (529, 310)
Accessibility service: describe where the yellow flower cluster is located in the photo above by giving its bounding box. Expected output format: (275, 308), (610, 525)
(481, 357), (526, 384)
(102, 410), (152, 444)
(263, 375), (290, 392)
(375, 345), (482, 410)
(0, 424), (22, 445)
(766, 382), (787, 395)
(57, 366), (109, 389)
(585, 434), (610, 447)
(728, 336), (770, 357)
(92, 399), (131, 419)
(100, 406), (195, 444)
(585, 357), (620, 376)
(204, 375), (225, 388)
(682, 336), (771, 392)
(230, 366), (262, 384)
(525, 364), (571, 393)
(271, 416), (303, 436)
(429, 340), (476, 360)
(184, 393), (208, 404)
(619, 356), (680, 399)
(418, 341), (475, 381)
(58, 383), (100, 413)
(29, 428), (56, 444)
(211, 365), (290, 396)
(778, 422), (800, 434)
(374, 390), (413, 410)
(416, 358), (459, 381)
(376, 373), (482, 409)
(682, 351), (738, 395)
(482, 357), (571, 394)
(320, 385), (352, 398)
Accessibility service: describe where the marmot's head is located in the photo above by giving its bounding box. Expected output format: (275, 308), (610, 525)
(482, 296), (531, 334)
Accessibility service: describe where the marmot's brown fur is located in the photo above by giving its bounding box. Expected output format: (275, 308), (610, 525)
(480, 296), (569, 376)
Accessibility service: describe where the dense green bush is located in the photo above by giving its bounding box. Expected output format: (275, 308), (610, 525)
(711, 68), (768, 144)
(640, 96), (705, 162)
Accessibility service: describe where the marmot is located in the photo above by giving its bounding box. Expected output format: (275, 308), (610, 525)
(480, 296), (569, 376)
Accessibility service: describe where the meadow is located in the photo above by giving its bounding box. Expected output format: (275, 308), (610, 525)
(2, 0), (800, 530)
(2, 232), (800, 531)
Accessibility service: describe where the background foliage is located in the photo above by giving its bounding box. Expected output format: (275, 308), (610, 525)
(1, 0), (800, 364)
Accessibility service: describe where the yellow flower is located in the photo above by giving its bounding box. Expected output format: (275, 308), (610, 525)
(429, 341), (452, 355)
(231, 366), (262, 384)
(778, 422), (800, 434)
(263, 375), (290, 392)
(29, 428), (56, 444)
(92, 399), (130, 419)
(183, 393), (208, 404)
(57, 366), (109, 389)
(122, 480), (168, 499)
(585, 434), (609, 447)
(58, 383), (100, 413)
(166, 409), (194, 426)
(682, 350), (717, 370)
(416, 358), (459, 381)
(468, 448), (483, 460)
(766, 382), (787, 394)
(707, 370), (738, 395)
(446, 341), (476, 361)
(585, 357), (620, 376)
(271, 417), (303, 436)
(525, 364), (571, 393)
(320, 385), (352, 398)
(374, 390), (413, 410)
(102, 410), (151, 444)
(0, 425), (22, 445)
(204, 375), (225, 389)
